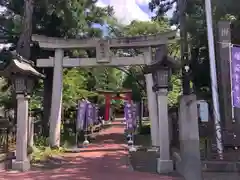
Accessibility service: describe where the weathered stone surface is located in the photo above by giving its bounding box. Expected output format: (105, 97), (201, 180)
(32, 30), (177, 49)
(203, 172), (240, 180)
(202, 161), (240, 172)
(0, 152), (15, 170)
(236, 162), (240, 171)
(129, 150), (159, 173)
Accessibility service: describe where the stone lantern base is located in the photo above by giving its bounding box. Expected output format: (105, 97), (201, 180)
(12, 159), (30, 171)
(157, 159), (173, 174)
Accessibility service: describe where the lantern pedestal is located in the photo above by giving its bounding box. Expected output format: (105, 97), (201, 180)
(157, 159), (173, 174)
(156, 89), (173, 173)
(177, 95), (202, 179)
(12, 159), (30, 172)
(12, 94), (30, 171)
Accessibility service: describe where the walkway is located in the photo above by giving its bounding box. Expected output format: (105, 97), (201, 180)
(0, 121), (183, 180)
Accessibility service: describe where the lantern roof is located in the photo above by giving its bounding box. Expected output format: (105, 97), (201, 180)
(143, 56), (180, 74)
(143, 45), (180, 74)
(0, 50), (44, 78)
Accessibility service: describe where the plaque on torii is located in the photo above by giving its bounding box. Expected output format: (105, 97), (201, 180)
(96, 39), (111, 63)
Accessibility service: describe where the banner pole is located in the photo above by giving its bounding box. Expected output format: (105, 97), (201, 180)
(205, 0), (223, 159)
(75, 105), (78, 147)
(83, 102), (90, 146)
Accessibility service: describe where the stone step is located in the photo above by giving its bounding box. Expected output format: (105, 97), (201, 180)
(172, 149), (240, 173)
(0, 152), (15, 170)
(129, 150), (159, 173)
(202, 161), (240, 172)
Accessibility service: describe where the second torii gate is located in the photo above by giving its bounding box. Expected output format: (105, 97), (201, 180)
(97, 89), (132, 122)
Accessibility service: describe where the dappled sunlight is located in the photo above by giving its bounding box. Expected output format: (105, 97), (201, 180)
(0, 121), (183, 180)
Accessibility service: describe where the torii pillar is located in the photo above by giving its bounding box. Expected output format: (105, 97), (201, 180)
(104, 94), (111, 123)
(143, 47), (159, 147)
(49, 49), (64, 148)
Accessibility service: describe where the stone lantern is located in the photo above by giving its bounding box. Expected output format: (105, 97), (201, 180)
(152, 67), (171, 92)
(0, 50), (44, 171)
(143, 48), (180, 174)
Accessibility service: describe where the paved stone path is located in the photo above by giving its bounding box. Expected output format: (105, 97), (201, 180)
(203, 172), (240, 180)
(0, 121), (183, 180)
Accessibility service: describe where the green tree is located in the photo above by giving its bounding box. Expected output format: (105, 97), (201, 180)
(149, 0), (240, 96)
(123, 19), (170, 36)
(92, 67), (123, 91)
(121, 20), (180, 105)
(0, 0), (115, 137)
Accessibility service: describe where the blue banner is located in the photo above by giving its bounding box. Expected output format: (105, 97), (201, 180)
(132, 103), (137, 128)
(124, 101), (127, 121)
(125, 102), (134, 130)
(231, 46), (240, 108)
(86, 103), (94, 126)
(76, 100), (87, 130)
(95, 105), (100, 124)
(92, 104), (98, 124)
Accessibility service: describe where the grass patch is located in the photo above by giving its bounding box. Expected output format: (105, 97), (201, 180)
(138, 118), (151, 135)
(134, 119), (151, 147)
(31, 146), (64, 163)
(134, 134), (151, 147)
(142, 119), (150, 126)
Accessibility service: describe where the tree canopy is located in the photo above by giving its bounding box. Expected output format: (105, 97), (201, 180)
(149, 0), (240, 97)
(1, 0), (237, 146)
(2, 0), (235, 109)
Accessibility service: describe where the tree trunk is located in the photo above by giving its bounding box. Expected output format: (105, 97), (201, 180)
(178, 0), (191, 94)
(16, 0), (33, 59)
(42, 68), (53, 137)
(14, 0), (34, 149)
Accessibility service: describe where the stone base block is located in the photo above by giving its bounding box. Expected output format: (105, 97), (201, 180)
(129, 150), (158, 173)
(105, 121), (112, 125)
(157, 159), (173, 174)
(12, 159), (30, 171)
(202, 161), (240, 172)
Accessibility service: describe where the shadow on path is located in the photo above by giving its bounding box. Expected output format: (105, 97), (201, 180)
(0, 121), (183, 180)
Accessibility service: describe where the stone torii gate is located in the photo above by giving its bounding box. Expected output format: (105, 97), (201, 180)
(32, 31), (176, 170)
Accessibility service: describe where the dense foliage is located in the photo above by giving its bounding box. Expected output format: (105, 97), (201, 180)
(0, 0), (186, 145)
(149, 0), (240, 97)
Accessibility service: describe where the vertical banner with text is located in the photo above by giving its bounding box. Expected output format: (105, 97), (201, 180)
(124, 102), (127, 121)
(231, 46), (240, 108)
(86, 103), (94, 127)
(92, 104), (97, 124)
(125, 102), (134, 130)
(132, 103), (137, 128)
(76, 100), (87, 130)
